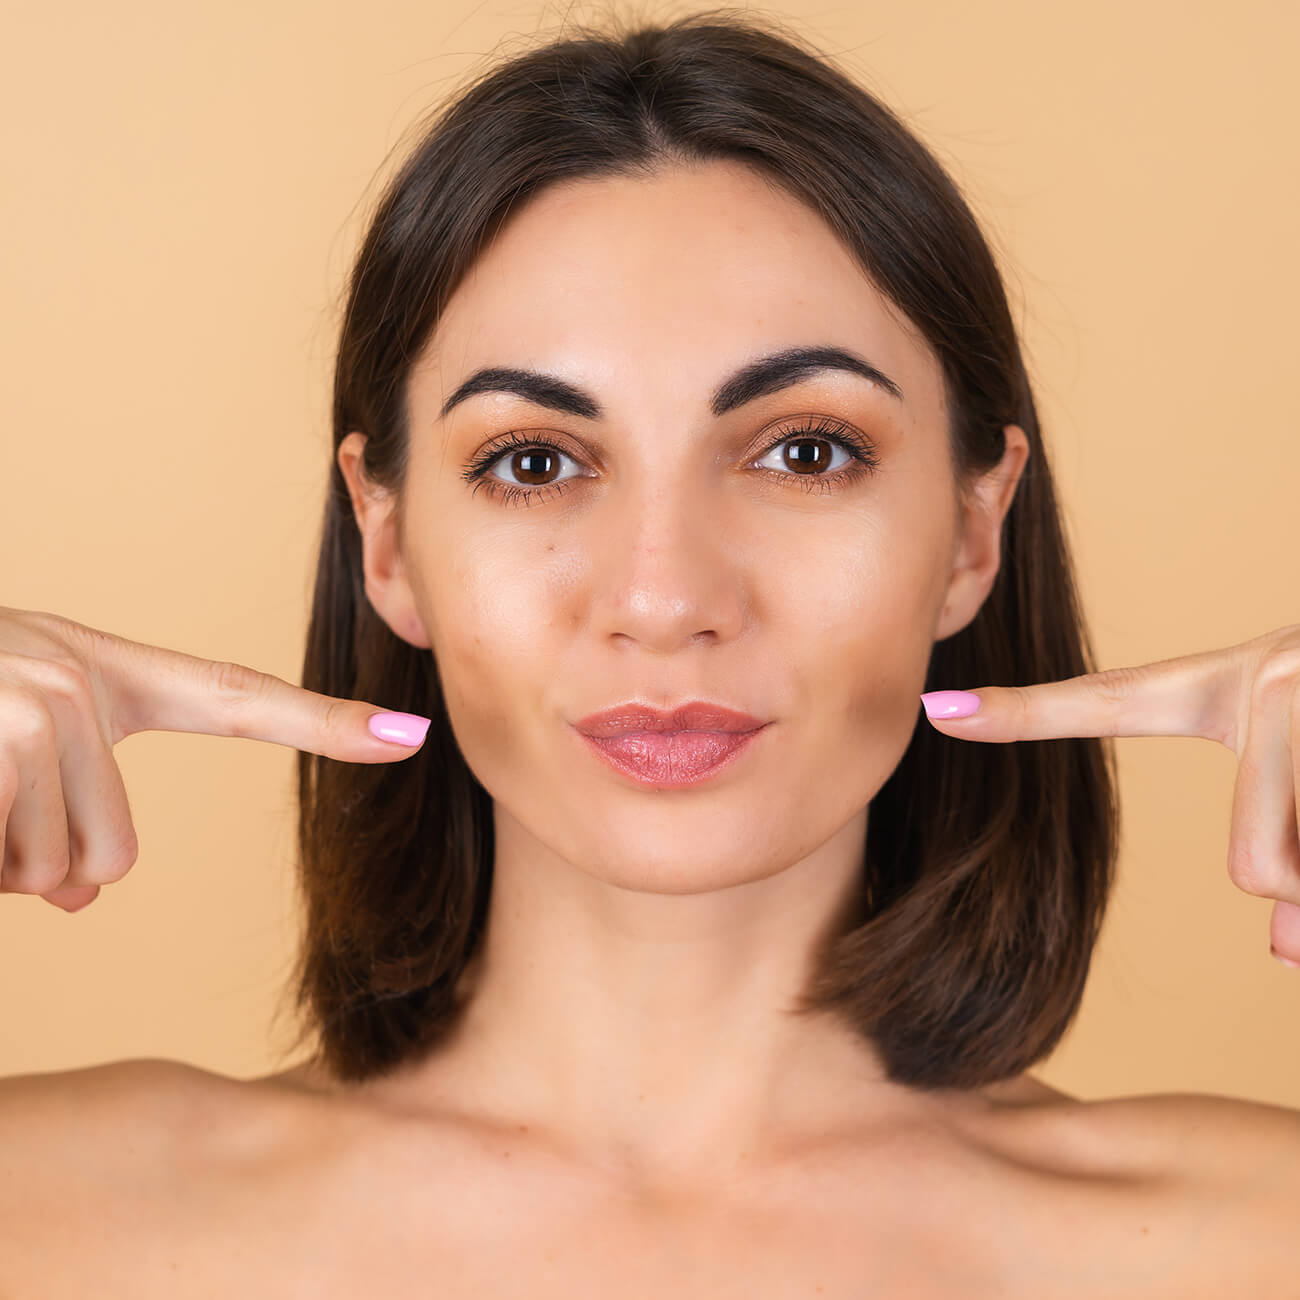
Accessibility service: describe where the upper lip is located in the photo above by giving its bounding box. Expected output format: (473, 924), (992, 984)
(572, 700), (768, 738)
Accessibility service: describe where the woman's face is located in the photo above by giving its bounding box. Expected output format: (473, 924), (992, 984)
(342, 159), (1026, 896)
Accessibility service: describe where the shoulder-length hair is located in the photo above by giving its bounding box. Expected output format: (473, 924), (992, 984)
(282, 8), (1118, 1090)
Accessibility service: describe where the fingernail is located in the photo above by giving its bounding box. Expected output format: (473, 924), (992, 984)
(368, 711), (432, 746)
(1271, 946), (1300, 969)
(920, 690), (982, 720)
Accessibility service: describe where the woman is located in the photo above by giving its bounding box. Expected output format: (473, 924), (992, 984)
(2, 9), (1297, 1293)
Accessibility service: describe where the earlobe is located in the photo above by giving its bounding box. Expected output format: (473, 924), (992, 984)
(335, 432), (432, 650)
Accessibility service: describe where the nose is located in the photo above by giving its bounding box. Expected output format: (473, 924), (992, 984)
(588, 477), (746, 654)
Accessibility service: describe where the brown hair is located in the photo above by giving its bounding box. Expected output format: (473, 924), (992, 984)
(281, 8), (1118, 1090)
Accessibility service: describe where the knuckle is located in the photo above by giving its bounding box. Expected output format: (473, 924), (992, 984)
(1089, 665), (1143, 705)
(4, 608), (75, 645)
(1252, 645), (1300, 698)
(9, 608), (71, 632)
(67, 823), (139, 886)
(21, 655), (95, 709)
(1008, 685), (1033, 728)
(213, 659), (260, 700)
(0, 691), (56, 746)
(98, 829), (140, 882)
(30, 609), (103, 653)
(2, 852), (70, 895)
(1088, 667), (1146, 737)
(211, 660), (267, 733)
(319, 695), (348, 742)
(2, 616), (89, 676)
(1226, 848), (1275, 898)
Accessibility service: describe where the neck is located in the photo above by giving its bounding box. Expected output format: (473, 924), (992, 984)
(365, 802), (940, 1190)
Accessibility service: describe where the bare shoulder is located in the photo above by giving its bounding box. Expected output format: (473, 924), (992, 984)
(0, 1054), (355, 1185)
(1093, 1088), (1300, 1199)
(0, 1058), (251, 1212)
(1099, 1091), (1300, 1289)
(0, 1055), (267, 1149)
(1057, 1088), (1300, 1185)
(975, 1074), (1300, 1176)
(978, 1085), (1300, 1295)
(0, 1057), (327, 1294)
(0, 1056), (222, 1156)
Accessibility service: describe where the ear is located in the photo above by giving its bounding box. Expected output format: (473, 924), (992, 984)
(933, 424), (1031, 642)
(336, 432), (432, 649)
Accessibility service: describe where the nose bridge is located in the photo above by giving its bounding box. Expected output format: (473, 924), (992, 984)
(607, 458), (716, 583)
(588, 439), (741, 647)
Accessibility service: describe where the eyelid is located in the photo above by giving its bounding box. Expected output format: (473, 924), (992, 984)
(464, 414), (875, 480)
(462, 418), (880, 509)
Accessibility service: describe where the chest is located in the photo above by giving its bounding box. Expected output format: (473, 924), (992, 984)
(40, 1149), (1196, 1300)
(12, 1110), (1230, 1300)
(80, 1189), (1019, 1299)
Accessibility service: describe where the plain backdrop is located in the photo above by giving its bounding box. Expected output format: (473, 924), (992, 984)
(1, 0), (1297, 1105)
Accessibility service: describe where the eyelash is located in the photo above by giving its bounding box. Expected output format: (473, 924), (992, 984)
(460, 416), (881, 509)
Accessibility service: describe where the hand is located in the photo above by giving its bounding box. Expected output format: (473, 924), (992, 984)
(0, 607), (432, 913)
(919, 623), (1300, 968)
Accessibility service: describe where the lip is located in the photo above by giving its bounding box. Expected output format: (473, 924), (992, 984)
(572, 700), (768, 738)
(574, 726), (769, 789)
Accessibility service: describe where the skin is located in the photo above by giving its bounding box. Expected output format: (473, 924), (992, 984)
(5, 157), (1300, 1297)
(327, 157), (1034, 1193)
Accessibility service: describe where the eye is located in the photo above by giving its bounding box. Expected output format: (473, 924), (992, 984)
(753, 424), (863, 479)
(464, 435), (585, 506)
(461, 417), (880, 509)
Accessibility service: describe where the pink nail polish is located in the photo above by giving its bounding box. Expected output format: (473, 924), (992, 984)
(1271, 946), (1300, 969)
(920, 690), (982, 720)
(368, 711), (432, 746)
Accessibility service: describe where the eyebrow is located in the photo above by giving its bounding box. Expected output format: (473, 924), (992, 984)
(437, 344), (905, 423)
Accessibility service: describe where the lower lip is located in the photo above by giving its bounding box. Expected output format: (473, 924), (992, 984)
(574, 726), (768, 788)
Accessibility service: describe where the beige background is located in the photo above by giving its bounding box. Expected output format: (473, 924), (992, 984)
(1, 0), (1296, 1105)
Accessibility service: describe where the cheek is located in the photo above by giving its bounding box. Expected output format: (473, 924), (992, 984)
(809, 620), (934, 823)
(833, 616), (935, 782)
(419, 542), (563, 768)
(794, 524), (947, 771)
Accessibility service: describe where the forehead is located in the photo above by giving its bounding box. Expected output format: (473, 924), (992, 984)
(415, 159), (942, 419)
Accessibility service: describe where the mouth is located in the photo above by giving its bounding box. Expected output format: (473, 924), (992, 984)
(573, 724), (770, 789)
(572, 699), (768, 739)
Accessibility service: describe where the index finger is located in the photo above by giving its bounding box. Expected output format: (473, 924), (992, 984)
(919, 645), (1243, 745)
(79, 625), (431, 761)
